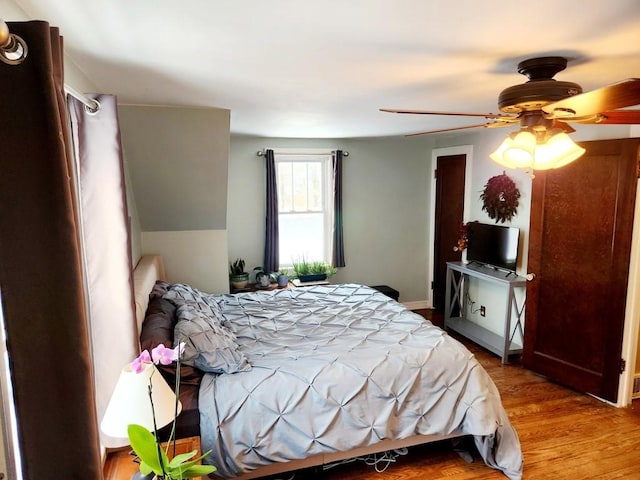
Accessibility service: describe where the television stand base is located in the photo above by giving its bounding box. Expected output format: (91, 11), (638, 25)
(444, 261), (527, 364)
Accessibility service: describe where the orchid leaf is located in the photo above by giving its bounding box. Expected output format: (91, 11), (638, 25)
(172, 450), (213, 469)
(139, 460), (153, 476)
(128, 424), (167, 475)
(165, 449), (216, 478)
(182, 465), (217, 478)
(176, 463), (217, 478)
(168, 449), (198, 467)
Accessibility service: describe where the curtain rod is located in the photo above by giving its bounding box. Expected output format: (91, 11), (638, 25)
(64, 84), (101, 113)
(257, 149), (349, 157)
(0, 18), (27, 65)
(1, 19), (101, 113)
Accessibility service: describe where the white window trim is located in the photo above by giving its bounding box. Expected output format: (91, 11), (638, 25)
(275, 152), (335, 268)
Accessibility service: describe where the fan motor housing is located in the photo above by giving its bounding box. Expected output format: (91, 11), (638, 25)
(498, 80), (583, 113)
(498, 57), (582, 114)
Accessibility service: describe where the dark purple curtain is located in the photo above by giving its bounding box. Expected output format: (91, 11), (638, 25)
(332, 150), (346, 267)
(0, 21), (102, 479)
(264, 149), (279, 272)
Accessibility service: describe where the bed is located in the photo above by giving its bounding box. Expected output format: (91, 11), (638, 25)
(134, 255), (523, 479)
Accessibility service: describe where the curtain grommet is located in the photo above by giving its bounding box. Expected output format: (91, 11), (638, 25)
(0, 33), (28, 65)
(84, 99), (101, 115)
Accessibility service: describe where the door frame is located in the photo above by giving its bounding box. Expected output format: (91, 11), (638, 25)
(427, 145), (473, 308)
(620, 177), (640, 406)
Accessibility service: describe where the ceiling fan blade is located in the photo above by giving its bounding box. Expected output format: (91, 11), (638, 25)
(565, 110), (640, 125)
(554, 120), (575, 133)
(380, 108), (509, 119)
(543, 78), (640, 118)
(405, 121), (512, 137)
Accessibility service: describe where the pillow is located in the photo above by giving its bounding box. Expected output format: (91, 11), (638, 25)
(140, 296), (176, 353)
(164, 283), (226, 325)
(139, 291), (204, 386)
(150, 280), (171, 300)
(174, 303), (251, 374)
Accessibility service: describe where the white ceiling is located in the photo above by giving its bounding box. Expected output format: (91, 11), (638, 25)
(12, 0), (640, 138)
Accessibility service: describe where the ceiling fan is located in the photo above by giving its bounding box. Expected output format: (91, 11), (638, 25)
(381, 56), (640, 137)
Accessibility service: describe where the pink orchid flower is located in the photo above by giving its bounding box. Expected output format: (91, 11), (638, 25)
(151, 343), (185, 366)
(130, 343), (185, 373)
(130, 350), (151, 373)
(151, 344), (176, 365)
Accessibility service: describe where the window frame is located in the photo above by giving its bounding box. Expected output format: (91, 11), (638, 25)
(275, 152), (334, 269)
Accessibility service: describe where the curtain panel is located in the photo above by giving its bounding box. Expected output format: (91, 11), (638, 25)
(68, 94), (138, 447)
(332, 150), (346, 267)
(264, 149), (279, 272)
(0, 21), (102, 479)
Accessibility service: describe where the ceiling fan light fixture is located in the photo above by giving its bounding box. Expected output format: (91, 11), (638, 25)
(490, 129), (585, 171)
(489, 135), (520, 169)
(503, 130), (536, 166)
(533, 131), (585, 170)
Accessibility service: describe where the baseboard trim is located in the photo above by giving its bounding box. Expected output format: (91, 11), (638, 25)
(404, 300), (431, 310)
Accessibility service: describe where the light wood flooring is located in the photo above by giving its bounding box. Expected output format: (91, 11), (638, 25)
(104, 310), (640, 480)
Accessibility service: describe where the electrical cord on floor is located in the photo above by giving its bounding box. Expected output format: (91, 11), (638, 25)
(322, 447), (409, 474)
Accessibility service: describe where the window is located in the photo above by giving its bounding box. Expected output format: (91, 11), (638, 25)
(276, 153), (334, 268)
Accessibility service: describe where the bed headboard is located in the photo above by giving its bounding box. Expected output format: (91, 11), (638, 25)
(133, 254), (166, 334)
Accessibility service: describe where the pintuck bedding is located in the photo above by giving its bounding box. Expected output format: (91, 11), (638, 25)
(159, 282), (524, 479)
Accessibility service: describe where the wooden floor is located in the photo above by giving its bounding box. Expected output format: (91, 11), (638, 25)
(105, 309), (640, 480)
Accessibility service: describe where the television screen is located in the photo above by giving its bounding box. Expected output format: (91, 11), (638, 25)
(466, 222), (520, 273)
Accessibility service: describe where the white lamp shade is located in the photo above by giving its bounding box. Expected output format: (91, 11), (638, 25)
(100, 362), (181, 443)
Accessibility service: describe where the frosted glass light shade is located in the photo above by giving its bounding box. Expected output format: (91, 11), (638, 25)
(503, 131), (536, 167)
(490, 130), (585, 171)
(100, 362), (181, 444)
(533, 132), (585, 170)
(490, 136), (519, 169)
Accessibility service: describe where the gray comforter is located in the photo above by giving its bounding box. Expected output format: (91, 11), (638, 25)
(179, 284), (522, 479)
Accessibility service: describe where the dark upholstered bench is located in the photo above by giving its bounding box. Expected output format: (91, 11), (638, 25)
(369, 285), (399, 301)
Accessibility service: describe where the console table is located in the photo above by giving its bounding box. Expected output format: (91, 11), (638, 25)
(444, 261), (527, 364)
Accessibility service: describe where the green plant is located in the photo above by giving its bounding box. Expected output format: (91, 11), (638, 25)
(129, 424), (214, 479)
(229, 258), (246, 276)
(128, 346), (216, 479)
(291, 259), (336, 278)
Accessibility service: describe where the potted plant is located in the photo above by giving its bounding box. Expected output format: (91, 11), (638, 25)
(126, 344), (217, 479)
(292, 259), (337, 283)
(229, 258), (249, 289)
(252, 266), (278, 288)
(276, 269), (289, 287)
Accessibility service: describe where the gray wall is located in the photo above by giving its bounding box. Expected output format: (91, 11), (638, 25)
(119, 105), (230, 232)
(228, 134), (436, 303)
(118, 105), (231, 293)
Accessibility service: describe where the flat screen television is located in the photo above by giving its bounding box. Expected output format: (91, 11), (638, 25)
(466, 222), (520, 273)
